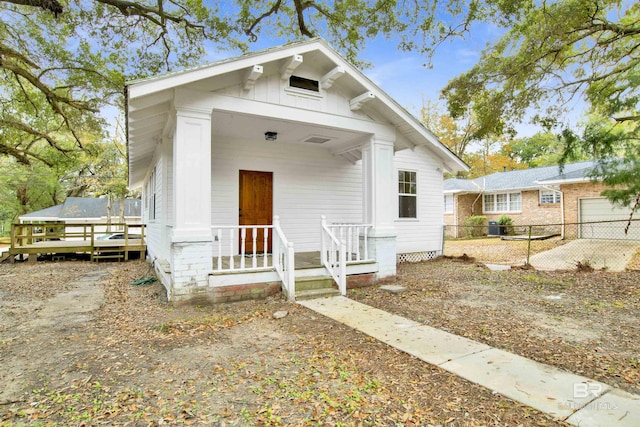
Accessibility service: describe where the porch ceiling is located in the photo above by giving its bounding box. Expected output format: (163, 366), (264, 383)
(211, 111), (369, 159)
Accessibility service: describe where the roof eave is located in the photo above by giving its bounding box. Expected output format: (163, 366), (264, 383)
(536, 177), (593, 185)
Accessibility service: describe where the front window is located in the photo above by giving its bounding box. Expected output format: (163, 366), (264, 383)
(398, 170), (417, 218)
(540, 190), (561, 204)
(483, 192), (521, 213)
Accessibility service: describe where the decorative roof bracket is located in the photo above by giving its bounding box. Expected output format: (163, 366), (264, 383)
(244, 65), (263, 91)
(349, 91), (375, 111)
(280, 55), (303, 80)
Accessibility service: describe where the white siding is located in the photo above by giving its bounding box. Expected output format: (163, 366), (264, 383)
(211, 137), (363, 254)
(393, 146), (445, 254)
(215, 72), (373, 121)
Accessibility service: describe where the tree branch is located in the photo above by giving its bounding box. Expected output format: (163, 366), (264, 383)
(0, 118), (75, 153)
(243, 0), (282, 42)
(0, 0), (63, 16)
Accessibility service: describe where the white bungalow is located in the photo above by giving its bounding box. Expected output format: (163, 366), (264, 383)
(126, 39), (467, 303)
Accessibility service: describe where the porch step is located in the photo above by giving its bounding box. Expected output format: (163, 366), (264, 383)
(295, 275), (335, 291)
(296, 287), (341, 301)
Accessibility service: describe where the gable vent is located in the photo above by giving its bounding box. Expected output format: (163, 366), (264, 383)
(290, 75), (319, 92)
(303, 136), (332, 144)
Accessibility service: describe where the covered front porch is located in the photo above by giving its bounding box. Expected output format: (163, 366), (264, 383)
(208, 216), (378, 302)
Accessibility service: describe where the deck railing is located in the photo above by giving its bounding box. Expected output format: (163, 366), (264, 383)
(9, 222), (146, 262)
(320, 216), (347, 295)
(11, 223), (146, 247)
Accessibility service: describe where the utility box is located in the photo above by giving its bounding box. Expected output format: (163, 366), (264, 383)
(488, 220), (500, 236)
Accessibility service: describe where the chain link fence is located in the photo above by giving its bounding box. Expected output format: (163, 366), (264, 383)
(443, 219), (640, 271)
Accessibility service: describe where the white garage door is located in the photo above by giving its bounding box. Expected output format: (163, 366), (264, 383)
(579, 198), (640, 240)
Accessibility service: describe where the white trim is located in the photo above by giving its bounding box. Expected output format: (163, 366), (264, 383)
(398, 169), (418, 219)
(482, 191), (522, 213)
(539, 189), (561, 204)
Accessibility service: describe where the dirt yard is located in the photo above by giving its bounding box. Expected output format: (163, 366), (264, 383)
(1, 256), (638, 426)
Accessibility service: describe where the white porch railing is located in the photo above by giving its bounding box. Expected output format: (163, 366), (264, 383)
(321, 216), (374, 296)
(273, 216), (295, 301)
(326, 221), (373, 263)
(212, 216), (295, 301)
(213, 224), (273, 271)
(320, 216), (347, 295)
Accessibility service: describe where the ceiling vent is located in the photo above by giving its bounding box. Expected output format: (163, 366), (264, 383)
(303, 136), (332, 144)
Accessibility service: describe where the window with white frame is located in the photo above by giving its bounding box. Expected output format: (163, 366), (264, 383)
(147, 168), (156, 221)
(444, 195), (454, 213)
(540, 190), (561, 204)
(398, 170), (417, 218)
(483, 192), (521, 213)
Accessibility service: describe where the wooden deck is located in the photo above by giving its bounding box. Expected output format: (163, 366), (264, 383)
(8, 223), (146, 262)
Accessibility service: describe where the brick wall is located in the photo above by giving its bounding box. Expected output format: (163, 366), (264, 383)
(560, 181), (607, 224)
(481, 190), (562, 226)
(446, 190), (563, 236)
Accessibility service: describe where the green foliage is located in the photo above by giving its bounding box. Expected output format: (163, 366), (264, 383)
(561, 116), (640, 216)
(440, 0), (640, 209)
(497, 214), (514, 235)
(464, 215), (486, 237)
(497, 215), (512, 226)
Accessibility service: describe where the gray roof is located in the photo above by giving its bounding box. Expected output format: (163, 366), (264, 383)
(21, 197), (141, 219)
(443, 178), (480, 192)
(538, 166), (593, 183)
(444, 160), (597, 193)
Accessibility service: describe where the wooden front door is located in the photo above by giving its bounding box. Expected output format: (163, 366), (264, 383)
(239, 170), (273, 253)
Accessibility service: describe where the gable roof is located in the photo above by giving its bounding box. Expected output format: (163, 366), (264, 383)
(444, 160), (597, 194)
(20, 197), (141, 220)
(126, 38), (468, 187)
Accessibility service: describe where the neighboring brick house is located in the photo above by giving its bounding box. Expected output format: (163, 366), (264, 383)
(443, 160), (631, 238)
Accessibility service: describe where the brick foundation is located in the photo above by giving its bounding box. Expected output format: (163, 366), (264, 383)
(174, 281), (281, 306)
(173, 273), (382, 305)
(346, 273), (376, 289)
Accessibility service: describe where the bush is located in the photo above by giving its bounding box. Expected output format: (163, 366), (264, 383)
(497, 215), (515, 235)
(463, 215), (487, 237)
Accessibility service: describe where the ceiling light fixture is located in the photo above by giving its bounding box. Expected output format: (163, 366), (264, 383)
(264, 131), (278, 141)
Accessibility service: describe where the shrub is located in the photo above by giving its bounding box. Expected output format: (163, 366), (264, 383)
(497, 215), (515, 235)
(463, 215), (487, 237)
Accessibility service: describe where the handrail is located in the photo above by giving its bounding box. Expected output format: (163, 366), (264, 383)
(328, 222), (373, 263)
(273, 216), (295, 302)
(321, 215), (347, 296)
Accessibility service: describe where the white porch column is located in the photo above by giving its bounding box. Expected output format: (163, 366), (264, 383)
(362, 135), (397, 279)
(170, 106), (213, 297)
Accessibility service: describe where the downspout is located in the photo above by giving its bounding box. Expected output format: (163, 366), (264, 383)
(470, 178), (485, 216)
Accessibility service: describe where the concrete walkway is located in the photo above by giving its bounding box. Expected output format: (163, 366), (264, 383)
(299, 296), (640, 426)
(529, 239), (640, 271)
